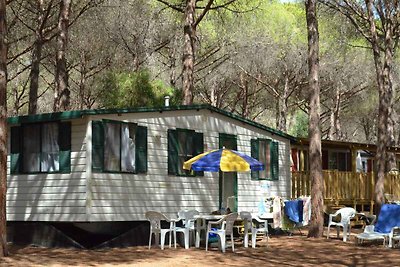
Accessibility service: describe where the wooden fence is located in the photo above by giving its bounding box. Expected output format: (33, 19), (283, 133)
(292, 171), (400, 212)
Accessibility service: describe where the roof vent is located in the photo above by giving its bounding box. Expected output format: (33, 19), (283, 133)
(164, 95), (170, 107)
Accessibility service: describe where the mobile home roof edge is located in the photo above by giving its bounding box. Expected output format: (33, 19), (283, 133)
(7, 104), (296, 141)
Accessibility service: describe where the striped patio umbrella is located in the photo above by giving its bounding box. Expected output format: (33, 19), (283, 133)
(183, 148), (265, 172)
(183, 148), (265, 210)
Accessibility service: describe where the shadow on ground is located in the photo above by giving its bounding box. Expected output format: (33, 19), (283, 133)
(0, 228), (397, 267)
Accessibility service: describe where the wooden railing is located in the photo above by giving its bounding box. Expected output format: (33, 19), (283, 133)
(292, 171), (400, 211)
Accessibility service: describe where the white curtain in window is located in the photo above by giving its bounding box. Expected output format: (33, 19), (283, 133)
(121, 124), (136, 172)
(41, 123), (60, 172)
(259, 140), (270, 178)
(23, 125), (41, 172)
(104, 123), (120, 171)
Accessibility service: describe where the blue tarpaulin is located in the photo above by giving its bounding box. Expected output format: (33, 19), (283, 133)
(375, 204), (400, 234)
(284, 200), (303, 224)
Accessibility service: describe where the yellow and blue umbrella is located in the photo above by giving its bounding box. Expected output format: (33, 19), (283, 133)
(183, 148), (265, 172)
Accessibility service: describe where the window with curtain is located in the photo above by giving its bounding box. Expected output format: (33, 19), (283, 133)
(251, 138), (279, 180)
(23, 123), (60, 172)
(92, 120), (147, 174)
(41, 123), (60, 172)
(168, 128), (203, 176)
(11, 121), (71, 174)
(258, 139), (271, 179)
(104, 122), (136, 172)
(121, 124), (136, 172)
(22, 124), (41, 173)
(177, 130), (193, 176)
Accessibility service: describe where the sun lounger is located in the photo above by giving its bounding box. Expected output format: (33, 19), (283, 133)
(356, 225), (388, 246)
(356, 204), (400, 247)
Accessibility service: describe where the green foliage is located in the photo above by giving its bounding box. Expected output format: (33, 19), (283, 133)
(151, 79), (183, 106)
(200, 1), (307, 46)
(318, 8), (366, 56)
(289, 110), (309, 138)
(96, 70), (181, 109)
(97, 70), (154, 108)
(261, 2), (307, 45)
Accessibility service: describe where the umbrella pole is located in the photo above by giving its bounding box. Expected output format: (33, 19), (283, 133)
(222, 172), (224, 211)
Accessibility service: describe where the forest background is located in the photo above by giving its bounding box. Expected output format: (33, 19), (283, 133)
(6, 0), (400, 144)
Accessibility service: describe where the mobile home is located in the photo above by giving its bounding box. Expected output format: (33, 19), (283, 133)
(7, 104), (294, 247)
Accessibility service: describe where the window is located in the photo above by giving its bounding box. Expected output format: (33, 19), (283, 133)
(168, 128), (203, 176)
(326, 151), (351, 171)
(92, 120), (147, 173)
(10, 121), (71, 174)
(251, 138), (279, 180)
(328, 151), (338, 170)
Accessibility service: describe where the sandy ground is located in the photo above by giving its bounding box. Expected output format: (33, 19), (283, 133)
(0, 229), (399, 267)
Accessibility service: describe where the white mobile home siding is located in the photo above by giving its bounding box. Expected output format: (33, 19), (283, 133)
(6, 107), (292, 222)
(7, 119), (88, 221)
(88, 109), (291, 222)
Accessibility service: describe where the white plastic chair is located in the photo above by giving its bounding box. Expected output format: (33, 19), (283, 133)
(390, 226), (400, 248)
(326, 207), (356, 242)
(206, 212), (238, 253)
(195, 215), (207, 248)
(145, 211), (176, 250)
(356, 225), (387, 246)
(175, 209), (199, 249)
(240, 211), (269, 248)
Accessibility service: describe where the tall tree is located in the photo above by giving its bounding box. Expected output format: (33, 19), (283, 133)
(206, 1), (308, 129)
(10, 0), (98, 114)
(27, 0), (58, 114)
(0, 0), (7, 257)
(305, 0), (324, 238)
(53, 0), (72, 111)
(182, 0), (196, 104)
(323, 0), (400, 215)
(155, 0), (241, 105)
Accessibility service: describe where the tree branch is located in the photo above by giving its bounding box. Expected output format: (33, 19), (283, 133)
(155, 0), (184, 12)
(194, 0), (214, 27)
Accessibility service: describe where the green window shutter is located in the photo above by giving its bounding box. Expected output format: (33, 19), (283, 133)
(193, 132), (204, 176)
(270, 141), (279, 180)
(167, 129), (178, 175)
(92, 121), (104, 172)
(251, 139), (259, 180)
(10, 126), (22, 174)
(193, 132), (204, 155)
(59, 121), (71, 173)
(135, 125), (147, 173)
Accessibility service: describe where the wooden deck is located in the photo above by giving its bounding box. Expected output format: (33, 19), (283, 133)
(291, 170), (400, 213)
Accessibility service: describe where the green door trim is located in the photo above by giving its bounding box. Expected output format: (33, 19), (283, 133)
(218, 133), (238, 211)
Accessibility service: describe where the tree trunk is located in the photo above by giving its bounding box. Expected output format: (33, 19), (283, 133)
(78, 51), (87, 110)
(328, 87), (342, 140)
(12, 85), (18, 116)
(12, 68), (27, 116)
(182, 0), (196, 105)
(28, 39), (43, 115)
(54, 0), (72, 112)
(277, 75), (289, 132)
(306, 0), (324, 238)
(365, 0), (393, 216)
(334, 88), (342, 139)
(239, 72), (249, 118)
(386, 106), (396, 171)
(210, 81), (217, 107)
(328, 109), (335, 140)
(0, 0), (7, 257)
(169, 36), (177, 89)
(360, 117), (374, 143)
(28, 0), (46, 115)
